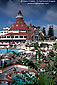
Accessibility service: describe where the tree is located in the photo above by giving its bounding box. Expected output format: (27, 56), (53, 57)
(26, 26), (29, 43)
(10, 43), (57, 85)
(32, 25), (37, 28)
(50, 36), (55, 40)
(54, 53), (57, 67)
(48, 25), (54, 37)
(53, 43), (57, 50)
(11, 50), (57, 85)
(48, 50), (55, 57)
(36, 26), (40, 42)
(37, 26), (40, 34)
(42, 27), (46, 36)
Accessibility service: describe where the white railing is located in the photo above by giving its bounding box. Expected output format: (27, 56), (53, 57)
(0, 64), (28, 73)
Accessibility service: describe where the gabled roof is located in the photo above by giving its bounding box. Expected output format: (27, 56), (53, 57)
(9, 10), (30, 31)
(9, 19), (30, 30)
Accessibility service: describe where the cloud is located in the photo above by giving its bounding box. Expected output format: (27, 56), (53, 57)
(42, 24), (57, 36)
(44, 10), (57, 22)
(0, 0), (44, 18)
(44, 5), (57, 23)
(0, 0), (20, 18)
(3, 0), (19, 17)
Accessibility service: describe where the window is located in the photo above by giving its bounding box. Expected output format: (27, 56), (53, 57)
(1, 32), (3, 33)
(4, 36), (6, 38)
(11, 36), (14, 38)
(17, 21), (19, 23)
(32, 36), (33, 38)
(4, 32), (6, 33)
(15, 36), (18, 38)
(7, 36), (10, 38)
(21, 25), (23, 26)
(20, 36), (23, 38)
(2, 36), (3, 38)
(21, 21), (22, 23)
(24, 36), (27, 38)
(16, 24), (18, 26)
(35, 36), (36, 38)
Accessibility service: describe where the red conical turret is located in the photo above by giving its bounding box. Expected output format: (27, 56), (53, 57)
(16, 10), (23, 19)
(18, 10), (22, 15)
(29, 23), (32, 27)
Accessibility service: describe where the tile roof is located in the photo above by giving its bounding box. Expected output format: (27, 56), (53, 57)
(9, 10), (30, 31)
(9, 19), (30, 30)
(18, 10), (22, 15)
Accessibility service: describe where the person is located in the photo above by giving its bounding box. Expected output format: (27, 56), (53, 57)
(8, 68), (17, 80)
(0, 52), (3, 59)
(12, 68), (16, 75)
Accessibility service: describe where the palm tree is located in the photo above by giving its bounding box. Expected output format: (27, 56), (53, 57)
(32, 25), (37, 41)
(53, 43), (57, 50)
(37, 26), (40, 34)
(36, 26), (40, 43)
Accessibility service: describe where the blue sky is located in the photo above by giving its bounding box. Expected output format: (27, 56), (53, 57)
(0, 0), (57, 36)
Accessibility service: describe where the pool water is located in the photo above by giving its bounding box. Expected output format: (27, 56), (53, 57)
(11, 72), (35, 84)
(0, 49), (19, 54)
(0, 82), (11, 85)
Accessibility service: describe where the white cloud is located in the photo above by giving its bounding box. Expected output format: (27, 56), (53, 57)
(3, 0), (19, 17)
(44, 5), (57, 23)
(0, 0), (44, 18)
(45, 10), (57, 22)
(0, 0), (20, 18)
(42, 24), (57, 36)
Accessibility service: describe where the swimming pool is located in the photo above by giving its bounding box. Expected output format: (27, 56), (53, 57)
(0, 49), (19, 54)
(0, 82), (11, 85)
(9, 72), (35, 84)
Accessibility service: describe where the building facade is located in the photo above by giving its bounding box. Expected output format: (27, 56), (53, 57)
(0, 10), (42, 43)
(0, 10), (32, 42)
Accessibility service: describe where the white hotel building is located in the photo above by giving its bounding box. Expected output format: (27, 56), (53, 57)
(0, 10), (32, 43)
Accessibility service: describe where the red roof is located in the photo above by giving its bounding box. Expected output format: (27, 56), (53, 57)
(18, 10), (22, 15)
(4, 32), (27, 36)
(29, 23), (32, 27)
(9, 19), (30, 31)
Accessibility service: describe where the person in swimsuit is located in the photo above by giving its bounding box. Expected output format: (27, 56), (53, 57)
(8, 68), (17, 80)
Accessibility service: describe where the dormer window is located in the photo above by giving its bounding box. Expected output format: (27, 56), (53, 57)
(16, 24), (18, 26)
(17, 21), (19, 23)
(21, 25), (23, 26)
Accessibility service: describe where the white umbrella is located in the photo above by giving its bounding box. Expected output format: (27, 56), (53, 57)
(5, 55), (8, 58)
(33, 52), (36, 55)
(19, 50), (24, 52)
(30, 47), (34, 50)
(26, 51), (32, 53)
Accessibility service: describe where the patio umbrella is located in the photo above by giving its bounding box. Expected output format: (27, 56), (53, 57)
(26, 51), (32, 53)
